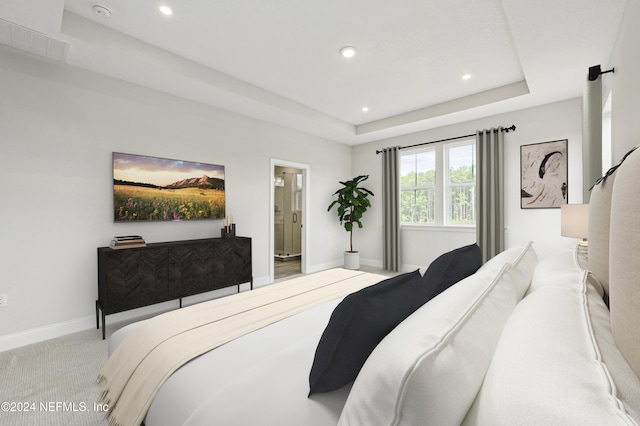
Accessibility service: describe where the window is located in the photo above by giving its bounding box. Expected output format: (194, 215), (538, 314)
(400, 140), (476, 226)
(446, 143), (476, 225)
(400, 149), (436, 223)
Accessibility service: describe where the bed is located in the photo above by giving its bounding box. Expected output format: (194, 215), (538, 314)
(100, 146), (640, 426)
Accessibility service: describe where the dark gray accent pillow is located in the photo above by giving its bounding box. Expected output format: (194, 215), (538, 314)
(422, 243), (482, 297)
(309, 269), (428, 395)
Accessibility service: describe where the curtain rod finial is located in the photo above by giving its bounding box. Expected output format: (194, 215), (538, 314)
(588, 65), (615, 81)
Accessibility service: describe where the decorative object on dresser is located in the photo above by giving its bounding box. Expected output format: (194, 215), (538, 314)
(221, 215), (236, 238)
(109, 235), (146, 249)
(96, 236), (252, 339)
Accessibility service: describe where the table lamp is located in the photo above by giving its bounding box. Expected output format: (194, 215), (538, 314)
(561, 204), (589, 246)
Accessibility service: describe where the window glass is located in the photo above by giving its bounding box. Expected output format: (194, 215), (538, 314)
(400, 150), (436, 223)
(447, 143), (476, 225)
(400, 140), (476, 226)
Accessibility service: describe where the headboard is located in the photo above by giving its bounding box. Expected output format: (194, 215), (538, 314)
(588, 146), (640, 378)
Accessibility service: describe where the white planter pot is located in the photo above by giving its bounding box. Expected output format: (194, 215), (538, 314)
(344, 251), (360, 270)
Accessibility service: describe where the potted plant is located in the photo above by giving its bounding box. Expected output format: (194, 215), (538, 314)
(327, 175), (374, 269)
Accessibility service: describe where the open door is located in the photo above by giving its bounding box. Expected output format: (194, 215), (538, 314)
(270, 159), (309, 282)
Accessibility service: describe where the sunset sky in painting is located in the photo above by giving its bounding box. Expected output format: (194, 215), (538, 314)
(113, 152), (225, 187)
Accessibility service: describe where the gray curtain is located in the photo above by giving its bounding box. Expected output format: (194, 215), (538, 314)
(582, 75), (603, 202)
(476, 128), (504, 263)
(382, 147), (400, 271)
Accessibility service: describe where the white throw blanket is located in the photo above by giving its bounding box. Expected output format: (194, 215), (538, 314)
(97, 268), (387, 426)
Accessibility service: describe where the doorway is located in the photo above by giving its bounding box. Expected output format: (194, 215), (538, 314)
(270, 159), (309, 282)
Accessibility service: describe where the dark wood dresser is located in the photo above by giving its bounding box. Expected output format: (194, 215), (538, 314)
(96, 237), (252, 339)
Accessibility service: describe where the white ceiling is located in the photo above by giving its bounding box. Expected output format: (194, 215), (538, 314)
(0, 0), (627, 144)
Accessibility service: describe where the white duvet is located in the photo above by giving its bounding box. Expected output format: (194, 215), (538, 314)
(110, 295), (352, 426)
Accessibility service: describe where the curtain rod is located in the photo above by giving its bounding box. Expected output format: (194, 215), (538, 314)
(375, 124), (516, 154)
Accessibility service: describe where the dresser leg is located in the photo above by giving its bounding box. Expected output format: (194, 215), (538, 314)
(96, 301), (107, 340)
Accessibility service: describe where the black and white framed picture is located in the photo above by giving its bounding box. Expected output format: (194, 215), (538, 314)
(520, 139), (568, 209)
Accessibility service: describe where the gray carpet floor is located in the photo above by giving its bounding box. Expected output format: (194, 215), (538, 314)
(0, 328), (109, 426)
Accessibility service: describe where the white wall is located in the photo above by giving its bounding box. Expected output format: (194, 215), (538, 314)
(0, 46), (351, 349)
(352, 98), (584, 271)
(606, 0), (640, 161)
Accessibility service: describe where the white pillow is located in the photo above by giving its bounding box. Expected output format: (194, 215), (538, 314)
(505, 242), (537, 300)
(477, 245), (524, 270)
(476, 242), (537, 300)
(338, 262), (517, 426)
(527, 247), (580, 294)
(463, 259), (638, 425)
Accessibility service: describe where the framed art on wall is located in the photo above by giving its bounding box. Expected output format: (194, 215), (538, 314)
(113, 152), (225, 221)
(520, 139), (568, 209)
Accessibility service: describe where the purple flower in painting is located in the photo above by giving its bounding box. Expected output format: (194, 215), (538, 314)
(127, 198), (133, 208)
(173, 211), (179, 220)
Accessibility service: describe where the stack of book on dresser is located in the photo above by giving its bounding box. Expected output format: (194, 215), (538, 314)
(109, 235), (146, 249)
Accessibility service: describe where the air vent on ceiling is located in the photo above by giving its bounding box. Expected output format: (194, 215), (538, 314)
(0, 18), (69, 62)
(92, 4), (113, 18)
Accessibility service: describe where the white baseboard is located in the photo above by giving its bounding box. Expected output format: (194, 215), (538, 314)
(306, 260), (343, 274)
(251, 274), (272, 288)
(307, 259), (411, 274)
(0, 277), (270, 353)
(360, 257), (383, 269)
(0, 315), (97, 353)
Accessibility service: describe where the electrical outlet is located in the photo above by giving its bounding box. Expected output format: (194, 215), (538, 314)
(0, 294), (7, 307)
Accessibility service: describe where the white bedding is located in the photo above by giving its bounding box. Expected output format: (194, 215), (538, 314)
(101, 268), (387, 426)
(110, 289), (353, 426)
(107, 245), (529, 426)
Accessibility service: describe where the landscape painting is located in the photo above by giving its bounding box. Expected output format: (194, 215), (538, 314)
(520, 139), (568, 209)
(113, 152), (225, 222)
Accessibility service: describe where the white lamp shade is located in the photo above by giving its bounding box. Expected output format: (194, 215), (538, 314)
(561, 204), (589, 239)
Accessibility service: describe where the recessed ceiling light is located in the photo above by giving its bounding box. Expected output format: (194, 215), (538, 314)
(340, 46), (357, 58)
(462, 74), (472, 80)
(362, 106), (369, 112)
(159, 5), (173, 15)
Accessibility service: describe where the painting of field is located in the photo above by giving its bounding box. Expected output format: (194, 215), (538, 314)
(114, 185), (225, 221)
(113, 152), (225, 222)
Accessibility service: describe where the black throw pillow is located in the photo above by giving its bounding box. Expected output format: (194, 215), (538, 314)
(309, 269), (429, 395)
(422, 243), (482, 298)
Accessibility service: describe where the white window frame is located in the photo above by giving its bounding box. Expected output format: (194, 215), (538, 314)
(400, 139), (476, 228)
